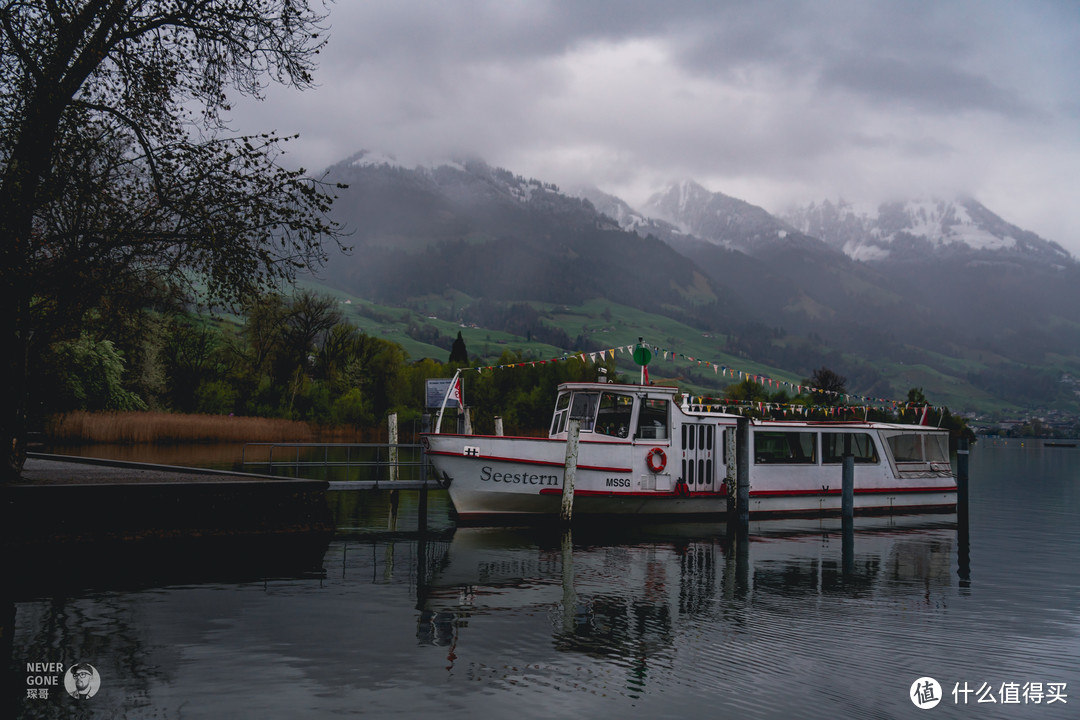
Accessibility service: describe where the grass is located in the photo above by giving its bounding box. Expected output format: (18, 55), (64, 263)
(46, 411), (374, 444)
(278, 278), (1067, 415)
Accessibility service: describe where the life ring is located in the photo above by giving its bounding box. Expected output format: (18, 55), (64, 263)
(646, 447), (667, 473)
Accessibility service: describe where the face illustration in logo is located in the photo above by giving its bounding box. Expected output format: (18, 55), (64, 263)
(66, 663), (100, 700)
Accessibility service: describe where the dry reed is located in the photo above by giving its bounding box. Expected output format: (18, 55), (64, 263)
(46, 411), (375, 444)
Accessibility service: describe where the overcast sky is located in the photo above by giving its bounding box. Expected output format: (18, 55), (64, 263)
(227, 0), (1080, 255)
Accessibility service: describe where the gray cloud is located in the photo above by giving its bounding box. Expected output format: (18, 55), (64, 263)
(227, 0), (1080, 254)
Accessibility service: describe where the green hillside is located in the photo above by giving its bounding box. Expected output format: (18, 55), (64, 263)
(296, 277), (1026, 415)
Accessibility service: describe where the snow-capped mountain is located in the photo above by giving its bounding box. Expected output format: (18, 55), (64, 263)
(641, 180), (796, 253)
(342, 150), (596, 216)
(573, 185), (688, 244)
(781, 197), (1074, 266)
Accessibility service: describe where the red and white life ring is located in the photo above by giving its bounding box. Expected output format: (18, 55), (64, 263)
(646, 447), (667, 473)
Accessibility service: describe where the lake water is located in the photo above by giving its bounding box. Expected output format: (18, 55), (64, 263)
(8, 440), (1079, 718)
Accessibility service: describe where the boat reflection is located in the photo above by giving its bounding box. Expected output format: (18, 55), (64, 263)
(417, 516), (958, 659)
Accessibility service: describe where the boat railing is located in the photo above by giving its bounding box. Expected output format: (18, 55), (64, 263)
(241, 442), (430, 484)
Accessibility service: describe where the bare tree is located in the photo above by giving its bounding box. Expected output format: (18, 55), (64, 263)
(808, 366), (848, 406)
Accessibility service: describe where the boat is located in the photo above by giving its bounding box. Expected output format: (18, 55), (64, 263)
(422, 381), (957, 522)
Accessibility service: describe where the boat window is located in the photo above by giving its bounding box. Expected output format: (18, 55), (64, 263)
(882, 431), (949, 463)
(594, 393), (634, 438)
(754, 431), (817, 464)
(823, 433), (880, 464)
(636, 398), (669, 440)
(569, 392), (599, 432)
(550, 393), (571, 436)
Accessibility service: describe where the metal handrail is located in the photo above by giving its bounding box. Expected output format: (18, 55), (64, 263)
(241, 442), (429, 483)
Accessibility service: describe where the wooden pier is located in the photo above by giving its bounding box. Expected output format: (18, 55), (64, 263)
(6, 455), (336, 548)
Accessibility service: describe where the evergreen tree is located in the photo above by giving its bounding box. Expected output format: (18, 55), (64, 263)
(449, 332), (469, 364)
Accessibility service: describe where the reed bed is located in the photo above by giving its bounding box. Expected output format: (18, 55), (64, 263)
(46, 411), (374, 444)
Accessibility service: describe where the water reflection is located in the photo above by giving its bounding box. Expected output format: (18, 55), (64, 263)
(415, 517), (957, 664)
(9, 444), (1079, 718)
(6, 534), (332, 720)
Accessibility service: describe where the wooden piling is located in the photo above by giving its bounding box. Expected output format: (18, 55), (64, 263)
(494, 416), (504, 437)
(957, 436), (969, 520)
(956, 436), (970, 584)
(725, 427), (737, 516)
(418, 481), (429, 532)
(735, 416), (750, 531)
(841, 433), (854, 521)
(561, 528), (576, 633)
(561, 418), (581, 524)
(388, 412), (399, 484)
(842, 433), (855, 574)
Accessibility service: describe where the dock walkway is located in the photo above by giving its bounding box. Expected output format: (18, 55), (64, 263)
(5, 455), (337, 547)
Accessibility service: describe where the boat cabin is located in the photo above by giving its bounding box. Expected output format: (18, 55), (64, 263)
(547, 383), (713, 443)
(545, 382), (952, 483)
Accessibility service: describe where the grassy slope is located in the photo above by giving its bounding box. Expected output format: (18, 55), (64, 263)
(295, 277), (1022, 413)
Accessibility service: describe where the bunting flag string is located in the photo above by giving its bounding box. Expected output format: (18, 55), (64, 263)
(636, 339), (945, 414)
(447, 338), (944, 415)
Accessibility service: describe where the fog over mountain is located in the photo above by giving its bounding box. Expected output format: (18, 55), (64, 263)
(225, 1), (1080, 263)
(316, 151), (1080, 415)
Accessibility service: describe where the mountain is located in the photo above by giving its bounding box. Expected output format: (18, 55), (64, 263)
(641, 180), (818, 255)
(573, 185), (688, 247)
(319, 152), (742, 333)
(311, 151), (1080, 416)
(780, 197), (1074, 266)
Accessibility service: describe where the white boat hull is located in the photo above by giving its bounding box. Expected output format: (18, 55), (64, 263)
(424, 433), (955, 522)
(423, 381), (957, 523)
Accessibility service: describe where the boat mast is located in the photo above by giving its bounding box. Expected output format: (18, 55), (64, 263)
(433, 367), (463, 434)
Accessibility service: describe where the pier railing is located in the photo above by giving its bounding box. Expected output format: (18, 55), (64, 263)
(241, 442), (430, 485)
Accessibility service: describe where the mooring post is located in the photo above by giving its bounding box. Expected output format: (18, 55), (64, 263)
(561, 528), (577, 634)
(388, 412), (399, 484)
(957, 436), (969, 521)
(463, 407), (473, 435)
(561, 418), (581, 524)
(957, 436), (970, 584)
(736, 416), (750, 532)
(842, 433), (855, 575)
(842, 433), (854, 521)
(725, 426), (737, 516)
(418, 479), (429, 532)
(494, 416), (504, 437)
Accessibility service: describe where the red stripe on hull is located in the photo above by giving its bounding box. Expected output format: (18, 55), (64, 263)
(539, 488), (725, 498)
(425, 449), (631, 474)
(751, 486), (956, 498)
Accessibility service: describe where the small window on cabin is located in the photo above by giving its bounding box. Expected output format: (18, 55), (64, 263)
(636, 398), (669, 440)
(569, 392), (599, 432)
(594, 393), (634, 438)
(754, 431), (817, 464)
(884, 431), (949, 463)
(823, 433), (880, 464)
(550, 393), (571, 436)
(888, 433), (920, 462)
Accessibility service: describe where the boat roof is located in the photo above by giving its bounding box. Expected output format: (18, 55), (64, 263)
(555, 382), (946, 433)
(556, 381), (679, 396)
(750, 419), (948, 433)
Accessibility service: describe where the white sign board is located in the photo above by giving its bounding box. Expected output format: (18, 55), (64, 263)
(426, 378), (461, 409)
